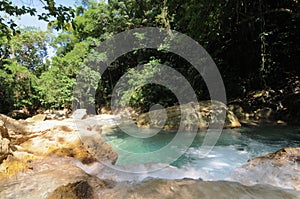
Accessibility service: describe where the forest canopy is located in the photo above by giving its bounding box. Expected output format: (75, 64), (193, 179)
(0, 0), (299, 117)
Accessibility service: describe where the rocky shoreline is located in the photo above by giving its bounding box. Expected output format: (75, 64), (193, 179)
(0, 111), (300, 198)
(136, 101), (241, 130)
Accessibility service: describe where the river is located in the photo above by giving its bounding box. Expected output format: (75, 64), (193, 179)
(102, 125), (300, 185)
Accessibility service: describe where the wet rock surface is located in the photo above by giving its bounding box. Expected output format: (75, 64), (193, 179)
(231, 147), (300, 190)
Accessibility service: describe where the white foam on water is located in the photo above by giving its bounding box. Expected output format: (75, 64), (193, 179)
(75, 160), (206, 182)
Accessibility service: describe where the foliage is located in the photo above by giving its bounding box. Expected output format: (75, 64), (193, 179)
(9, 28), (52, 76)
(0, 29), (51, 113)
(0, 0), (75, 39)
(37, 41), (89, 109)
(112, 59), (177, 112)
(0, 0), (299, 117)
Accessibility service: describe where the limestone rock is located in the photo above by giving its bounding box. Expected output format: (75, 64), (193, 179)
(0, 119), (11, 164)
(71, 109), (88, 119)
(248, 148), (300, 164)
(97, 179), (300, 199)
(78, 129), (118, 164)
(231, 148), (300, 190)
(25, 114), (46, 122)
(0, 114), (30, 135)
(0, 120), (9, 139)
(0, 137), (11, 164)
(0, 156), (91, 198)
(137, 101), (241, 131)
(19, 127), (96, 164)
(0, 113), (119, 179)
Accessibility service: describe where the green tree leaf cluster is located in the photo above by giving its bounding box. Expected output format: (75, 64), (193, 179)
(0, 0), (298, 115)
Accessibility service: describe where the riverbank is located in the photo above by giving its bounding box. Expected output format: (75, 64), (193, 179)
(228, 76), (300, 127)
(0, 113), (299, 198)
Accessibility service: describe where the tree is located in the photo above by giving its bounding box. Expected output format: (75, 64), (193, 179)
(9, 28), (52, 76)
(0, 0), (75, 39)
(37, 41), (90, 109)
(0, 28), (52, 113)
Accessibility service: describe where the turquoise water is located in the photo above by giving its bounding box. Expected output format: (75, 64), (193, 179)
(102, 126), (300, 180)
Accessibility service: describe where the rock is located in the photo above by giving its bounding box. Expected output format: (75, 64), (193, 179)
(78, 129), (118, 164)
(25, 114), (46, 122)
(16, 118), (118, 164)
(228, 104), (245, 120)
(0, 156), (91, 198)
(99, 106), (112, 115)
(71, 109), (88, 120)
(248, 147), (300, 165)
(225, 109), (242, 128)
(257, 107), (273, 119)
(114, 106), (139, 120)
(7, 110), (29, 119)
(0, 114), (119, 180)
(281, 93), (300, 123)
(0, 119), (9, 139)
(228, 77), (300, 125)
(0, 114), (30, 138)
(97, 179), (300, 199)
(276, 120), (287, 125)
(19, 127), (96, 164)
(46, 180), (93, 199)
(231, 148), (300, 190)
(0, 119), (11, 164)
(2, 172), (299, 199)
(0, 137), (11, 164)
(137, 101), (241, 131)
(0, 153), (35, 178)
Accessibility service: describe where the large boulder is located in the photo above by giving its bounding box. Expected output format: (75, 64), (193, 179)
(231, 148), (300, 190)
(0, 156), (92, 199)
(71, 109), (88, 120)
(0, 114), (30, 134)
(137, 101), (241, 131)
(0, 118), (11, 164)
(0, 114), (119, 179)
(19, 123), (117, 164)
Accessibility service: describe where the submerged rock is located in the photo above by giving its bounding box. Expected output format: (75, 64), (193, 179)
(231, 147), (300, 190)
(137, 101), (241, 131)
